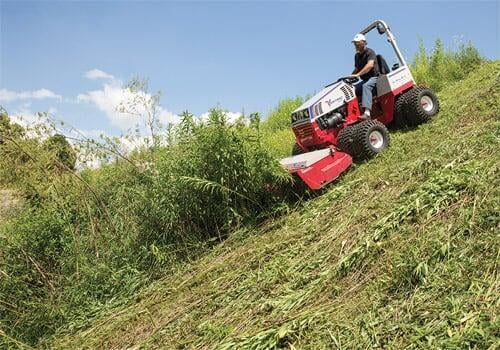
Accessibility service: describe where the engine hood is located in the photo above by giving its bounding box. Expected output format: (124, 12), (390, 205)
(291, 81), (355, 125)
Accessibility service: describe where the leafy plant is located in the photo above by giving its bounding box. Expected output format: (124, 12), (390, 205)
(411, 38), (483, 91)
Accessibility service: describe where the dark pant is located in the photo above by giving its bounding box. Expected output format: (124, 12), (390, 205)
(355, 76), (378, 111)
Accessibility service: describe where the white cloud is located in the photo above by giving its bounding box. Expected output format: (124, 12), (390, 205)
(9, 107), (49, 127)
(8, 107), (56, 140)
(226, 111), (243, 123)
(31, 89), (61, 100)
(77, 71), (242, 137)
(159, 109), (181, 125)
(77, 80), (180, 131)
(84, 68), (115, 80)
(77, 81), (143, 130)
(9, 110), (41, 126)
(77, 81), (131, 129)
(0, 88), (62, 102)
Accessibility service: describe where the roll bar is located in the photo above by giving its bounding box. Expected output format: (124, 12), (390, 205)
(359, 20), (408, 68)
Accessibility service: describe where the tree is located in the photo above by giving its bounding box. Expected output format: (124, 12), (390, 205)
(117, 77), (163, 150)
(44, 134), (77, 170)
(0, 107), (25, 145)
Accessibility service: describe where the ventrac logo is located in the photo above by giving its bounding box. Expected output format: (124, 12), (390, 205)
(391, 73), (409, 86)
(325, 96), (343, 107)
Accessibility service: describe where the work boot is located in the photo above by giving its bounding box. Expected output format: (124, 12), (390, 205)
(358, 109), (371, 121)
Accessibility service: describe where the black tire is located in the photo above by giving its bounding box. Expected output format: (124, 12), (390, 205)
(394, 87), (440, 127)
(337, 124), (358, 155)
(393, 92), (408, 127)
(338, 120), (390, 161)
(292, 143), (305, 156)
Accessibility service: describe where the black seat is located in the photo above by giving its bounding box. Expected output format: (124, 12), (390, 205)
(355, 55), (389, 99)
(376, 54), (390, 75)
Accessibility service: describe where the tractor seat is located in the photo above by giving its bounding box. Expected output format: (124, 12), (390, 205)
(376, 54), (390, 75)
(356, 55), (390, 99)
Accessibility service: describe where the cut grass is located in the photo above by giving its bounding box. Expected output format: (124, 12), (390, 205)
(49, 61), (500, 349)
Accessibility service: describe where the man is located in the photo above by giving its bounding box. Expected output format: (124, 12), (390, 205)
(349, 33), (379, 121)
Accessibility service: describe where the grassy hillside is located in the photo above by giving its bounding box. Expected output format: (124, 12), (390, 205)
(50, 62), (499, 349)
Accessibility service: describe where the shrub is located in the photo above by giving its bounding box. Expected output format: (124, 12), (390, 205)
(261, 97), (303, 133)
(411, 38), (483, 91)
(0, 108), (292, 345)
(0, 109), (24, 145)
(44, 134), (77, 170)
(133, 109), (292, 266)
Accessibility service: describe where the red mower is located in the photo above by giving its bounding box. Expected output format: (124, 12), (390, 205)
(280, 20), (439, 190)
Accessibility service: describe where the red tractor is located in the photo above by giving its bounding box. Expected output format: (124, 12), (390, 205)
(280, 20), (439, 190)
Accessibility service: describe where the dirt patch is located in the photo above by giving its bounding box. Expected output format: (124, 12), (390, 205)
(0, 189), (20, 220)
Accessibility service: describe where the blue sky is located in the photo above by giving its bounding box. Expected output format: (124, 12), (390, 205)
(1, 0), (498, 136)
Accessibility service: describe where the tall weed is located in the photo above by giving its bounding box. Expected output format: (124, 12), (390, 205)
(411, 38), (483, 91)
(0, 108), (291, 345)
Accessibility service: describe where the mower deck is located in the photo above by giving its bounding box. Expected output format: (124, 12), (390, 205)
(280, 148), (352, 190)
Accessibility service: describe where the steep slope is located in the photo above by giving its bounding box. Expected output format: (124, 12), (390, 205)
(52, 62), (499, 349)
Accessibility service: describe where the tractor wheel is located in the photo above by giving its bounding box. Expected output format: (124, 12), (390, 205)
(393, 92), (408, 127)
(292, 143), (305, 156)
(395, 87), (440, 127)
(341, 120), (390, 160)
(337, 124), (358, 155)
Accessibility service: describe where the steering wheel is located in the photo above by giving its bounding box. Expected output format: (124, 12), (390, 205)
(325, 76), (361, 88)
(336, 76), (361, 85)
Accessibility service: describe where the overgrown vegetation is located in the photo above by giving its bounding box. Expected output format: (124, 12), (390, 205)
(412, 38), (483, 92)
(51, 59), (499, 350)
(1, 39), (497, 349)
(0, 107), (294, 346)
(260, 97), (303, 158)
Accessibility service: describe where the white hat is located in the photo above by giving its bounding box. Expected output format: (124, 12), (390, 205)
(352, 33), (366, 42)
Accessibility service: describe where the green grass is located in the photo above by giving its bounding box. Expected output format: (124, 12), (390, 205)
(48, 62), (499, 349)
